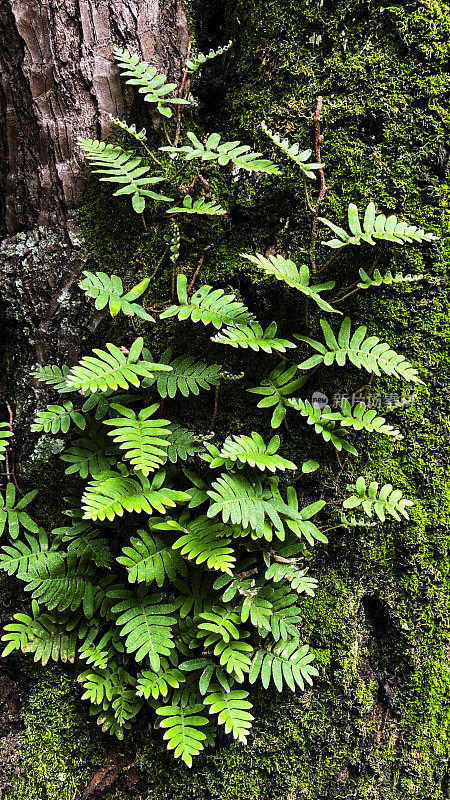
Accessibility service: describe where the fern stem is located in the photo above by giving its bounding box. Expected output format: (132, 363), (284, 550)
(174, 38), (192, 147)
(207, 383), (220, 433)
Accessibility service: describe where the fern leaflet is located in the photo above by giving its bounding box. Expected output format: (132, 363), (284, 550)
(343, 477), (414, 522)
(261, 122), (323, 178)
(66, 338), (172, 393)
(103, 403), (172, 476)
(161, 131), (280, 174)
(161, 274), (255, 329)
(79, 271), (154, 320)
(114, 46), (189, 118)
(212, 321), (296, 353)
(143, 347), (222, 397)
(319, 202), (437, 248)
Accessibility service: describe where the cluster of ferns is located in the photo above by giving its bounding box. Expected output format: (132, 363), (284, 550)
(0, 42), (436, 766)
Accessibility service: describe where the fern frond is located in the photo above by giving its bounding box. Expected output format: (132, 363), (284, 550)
(248, 363), (309, 428)
(186, 40), (233, 74)
(0, 484), (39, 540)
(265, 561), (318, 596)
(79, 271), (154, 320)
(203, 432), (297, 472)
(78, 138), (173, 213)
(333, 397), (402, 439)
(114, 46), (189, 118)
(33, 365), (71, 393)
(18, 552), (96, 617)
(249, 641), (318, 692)
(31, 401), (86, 434)
(60, 427), (116, 479)
(103, 403), (171, 476)
(82, 469), (190, 522)
(0, 529), (55, 576)
(261, 122), (323, 178)
(144, 348), (222, 398)
(165, 426), (201, 463)
(319, 202), (438, 249)
(171, 515), (235, 574)
(296, 317), (424, 384)
(286, 398), (358, 454)
(204, 686), (253, 743)
(197, 607), (240, 647)
(2, 603), (82, 664)
(213, 639), (254, 682)
(241, 252), (338, 314)
(173, 571), (216, 618)
(109, 116), (148, 144)
(67, 531), (113, 568)
(137, 661), (185, 699)
(156, 703), (209, 767)
(66, 338), (172, 393)
(108, 587), (177, 669)
(343, 477), (414, 522)
(167, 195), (226, 216)
(0, 423), (12, 461)
(117, 528), (187, 585)
(357, 268), (424, 290)
(160, 274), (255, 330)
(161, 131), (280, 174)
(279, 489), (327, 546)
(212, 321), (296, 353)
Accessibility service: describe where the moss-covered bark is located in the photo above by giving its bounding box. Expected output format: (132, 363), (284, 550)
(2, 1), (450, 798)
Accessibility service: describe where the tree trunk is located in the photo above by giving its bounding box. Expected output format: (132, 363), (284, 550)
(0, 0), (189, 426)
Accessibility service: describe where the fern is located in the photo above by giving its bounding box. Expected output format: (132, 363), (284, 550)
(161, 131), (280, 174)
(261, 122), (323, 178)
(114, 46), (189, 118)
(2, 602), (82, 664)
(248, 363), (308, 428)
(319, 202), (437, 248)
(79, 271), (154, 320)
(103, 403), (171, 476)
(332, 397), (402, 439)
(117, 528), (187, 585)
(109, 116), (148, 144)
(203, 432), (297, 472)
(212, 321), (296, 353)
(165, 426), (201, 463)
(60, 428), (116, 479)
(108, 586), (177, 669)
(78, 138), (173, 213)
(357, 268), (424, 290)
(286, 398), (358, 454)
(296, 317), (424, 384)
(264, 561), (318, 596)
(197, 607), (241, 645)
(171, 515), (236, 574)
(241, 253), (338, 314)
(204, 687), (253, 743)
(186, 40), (233, 74)
(66, 338), (171, 393)
(33, 365), (71, 393)
(161, 274), (255, 329)
(167, 195), (226, 216)
(0, 529), (56, 576)
(31, 401), (86, 434)
(343, 477), (414, 522)
(0, 423), (12, 461)
(82, 469), (190, 522)
(249, 641), (318, 691)
(0, 484), (39, 539)
(18, 552), (96, 617)
(156, 703), (209, 767)
(137, 661), (185, 699)
(144, 347), (222, 397)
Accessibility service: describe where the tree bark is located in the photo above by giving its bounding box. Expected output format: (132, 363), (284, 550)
(0, 0), (189, 425)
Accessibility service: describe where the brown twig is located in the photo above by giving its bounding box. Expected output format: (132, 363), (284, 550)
(5, 401), (20, 492)
(207, 383), (220, 432)
(329, 254), (382, 304)
(148, 245), (170, 282)
(187, 245), (213, 293)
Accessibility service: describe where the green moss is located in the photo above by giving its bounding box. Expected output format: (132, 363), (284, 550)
(5, 668), (104, 800)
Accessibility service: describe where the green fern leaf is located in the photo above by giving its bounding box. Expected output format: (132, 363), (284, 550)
(82, 469), (190, 522)
(171, 515), (236, 574)
(343, 477), (414, 522)
(33, 365), (71, 393)
(31, 401), (86, 434)
(285, 398), (358, 454)
(0, 423), (12, 461)
(186, 40), (233, 74)
(18, 552), (96, 617)
(66, 338), (172, 393)
(203, 432), (296, 472)
(204, 686), (253, 743)
(78, 138), (173, 213)
(103, 403), (171, 476)
(197, 607), (240, 645)
(261, 122), (323, 178)
(167, 195), (226, 216)
(213, 639), (254, 682)
(79, 271), (154, 320)
(357, 268), (424, 290)
(249, 641), (318, 691)
(117, 528), (187, 585)
(144, 348), (222, 397)
(161, 274), (255, 330)
(108, 587), (177, 669)
(0, 484), (39, 540)
(319, 202), (437, 248)
(109, 116), (148, 144)
(212, 320), (296, 353)
(247, 363), (309, 428)
(156, 703), (209, 767)
(114, 46), (189, 118)
(296, 317), (424, 384)
(2, 603), (82, 664)
(0, 529), (55, 576)
(241, 252), (339, 314)
(60, 427), (116, 478)
(165, 426), (201, 463)
(161, 130), (280, 174)
(137, 661), (185, 699)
